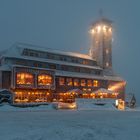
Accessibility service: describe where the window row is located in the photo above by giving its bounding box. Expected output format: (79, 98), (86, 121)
(59, 77), (99, 87)
(16, 72), (53, 86)
(11, 58), (101, 75)
(14, 90), (50, 103)
(22, 48), (97, 66)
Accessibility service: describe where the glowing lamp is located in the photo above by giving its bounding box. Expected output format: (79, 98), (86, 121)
(115, 99), (118, 106)
(109, 28), (112, 32)
(97, 25), (101, 33)
(90, 29), (95, 34)
(103, 25), (106, 32)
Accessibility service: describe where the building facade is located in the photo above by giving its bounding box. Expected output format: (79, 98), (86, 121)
(0, 18), (126, 105)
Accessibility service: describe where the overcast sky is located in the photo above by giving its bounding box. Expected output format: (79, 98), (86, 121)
(0, 0), (140, 101)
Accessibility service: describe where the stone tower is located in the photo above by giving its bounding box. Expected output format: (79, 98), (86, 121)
(89, 18), (113, 71)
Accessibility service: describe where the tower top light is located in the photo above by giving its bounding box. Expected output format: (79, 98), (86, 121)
(90, 18), (113, 35)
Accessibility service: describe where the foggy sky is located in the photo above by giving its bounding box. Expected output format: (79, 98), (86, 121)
(0, 0), (140, 101)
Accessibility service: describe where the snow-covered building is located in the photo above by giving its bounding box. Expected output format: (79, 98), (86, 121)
(0, 18), (126, 105)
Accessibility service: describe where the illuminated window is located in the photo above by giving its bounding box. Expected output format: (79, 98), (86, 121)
(16, 73), (34, 85)
(59, 77), (65, 86)
(106, 62), (109, 67)
(14, 90), (50, 103)
(93, 80), (98, 87)
(103, 25), (106, 32)
(90, 29), (95, 34)
(87, 80), (92, 87)
(88, 88), (91, 91)
(106, 49), (109, 54)
(82, 88), (87, 91)
(74, 79), (79, 86)
(38, 74), (53, 86)
(109, 28), (112, 32)
(82, 60), (88, 65)
(97, 25), (101, 33)
(66, 78), (73, 86)
(81, 79), (86, 87)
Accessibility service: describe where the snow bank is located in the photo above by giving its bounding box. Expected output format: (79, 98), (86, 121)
(0, 103), (54, 112)
(0, 99), (140, 112)
(76, 98), (117, 111)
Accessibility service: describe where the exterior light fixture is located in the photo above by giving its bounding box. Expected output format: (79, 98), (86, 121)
(97, 25), (101, 33)
(90, 29), (95, 34)
(109, 28), (112, 32)
(103, 25), (106, 32)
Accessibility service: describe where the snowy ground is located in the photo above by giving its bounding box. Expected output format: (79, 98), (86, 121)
(0, 100), (140, 140)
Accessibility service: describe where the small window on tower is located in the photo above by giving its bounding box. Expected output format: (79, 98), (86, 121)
(106, 62), (109, 67)
(109, 28), (112, 32)
(106, 49), (109, 54)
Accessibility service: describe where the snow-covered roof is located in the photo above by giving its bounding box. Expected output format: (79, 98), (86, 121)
(0, 42), (125, 82)
(94, 88), (114, 94)
(3, 42), (94, 60)
(0, 43), (101, 70)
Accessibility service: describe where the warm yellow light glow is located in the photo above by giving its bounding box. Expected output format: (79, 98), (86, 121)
(87, 80), (92, 87)
(81, 79), (86, 87)
(103, 26), (106, 32)
(74, 79), (79, 86)
(93, 80), (98, 87)
(106, 62), (109, 67)
(90, 93), (95, 98)
(66, 78), (73, 86)
(97, 25), (101, 33)
(109, 27), (112, 32)
(108, 82), (126, 91)
(116, 99), (125, 110)
(38, 74), (53, 86)
(88, 88), (91, 91)
(14, 90), (50, 103)
(90, 29), (95, 34)
(82, 88), (86, 91)
(59, 77), (65, 85)
(16, 72), (34, 85)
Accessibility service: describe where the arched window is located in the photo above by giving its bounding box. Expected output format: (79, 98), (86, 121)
(38, 74), (53, 86)
(16, 73), (34, 85)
